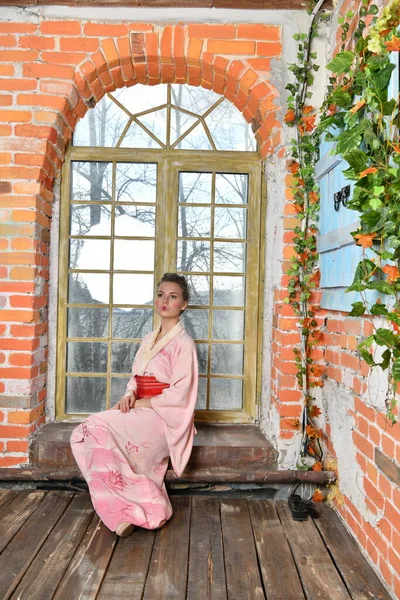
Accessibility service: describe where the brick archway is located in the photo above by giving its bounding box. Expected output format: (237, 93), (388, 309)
(0, 20), (282, 465)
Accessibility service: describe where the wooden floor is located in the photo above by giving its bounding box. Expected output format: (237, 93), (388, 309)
(0, 489), (391, 600)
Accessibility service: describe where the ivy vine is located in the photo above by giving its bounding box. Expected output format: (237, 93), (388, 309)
(285, 0), (400, 470)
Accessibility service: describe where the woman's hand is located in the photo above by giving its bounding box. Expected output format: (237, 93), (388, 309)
(112, 390), (136, 413)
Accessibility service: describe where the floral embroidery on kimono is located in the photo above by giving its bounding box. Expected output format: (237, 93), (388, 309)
(70, 320), (198, 533)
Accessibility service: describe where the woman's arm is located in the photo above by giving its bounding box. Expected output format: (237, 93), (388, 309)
(134, 397), (153, 408)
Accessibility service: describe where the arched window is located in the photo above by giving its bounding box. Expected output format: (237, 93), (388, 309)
(57, 84), (263, 423)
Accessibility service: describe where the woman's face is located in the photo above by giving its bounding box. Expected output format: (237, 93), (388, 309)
(155, 282), (187, 319)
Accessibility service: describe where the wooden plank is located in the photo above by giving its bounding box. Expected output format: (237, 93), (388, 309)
(97, 528), (156, 599)
(11, 493), (94, 600)
(0, 491), (73, 599)
(187, 496), (227, 600)
(220, 499), (264, 600)
(276, 501), (351, 600)
(314, 504), (392, 600)
(143, 495), (191, 600)
(248, 500), (304, 600)
(0, 490), (47, 553)
(0, 489), (19, 514)
(53, 514), (117, 600)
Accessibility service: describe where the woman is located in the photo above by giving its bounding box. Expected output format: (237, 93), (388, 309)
(70, 273), (198, 537)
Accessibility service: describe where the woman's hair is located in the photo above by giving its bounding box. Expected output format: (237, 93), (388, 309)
(158, 272), (190, 303)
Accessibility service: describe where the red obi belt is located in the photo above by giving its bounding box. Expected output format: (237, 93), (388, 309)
(135, 375), (170, 398)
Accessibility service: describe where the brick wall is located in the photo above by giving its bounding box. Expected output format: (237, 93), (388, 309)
(267, 1), (400, 595)
(0, 17), (283, 466)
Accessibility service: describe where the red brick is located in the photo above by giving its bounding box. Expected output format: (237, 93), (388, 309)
(353, 430), (374, 460)
(208, 40), (255, 55)
(19, 36), (55, 50)
(40, 21), (81, 35)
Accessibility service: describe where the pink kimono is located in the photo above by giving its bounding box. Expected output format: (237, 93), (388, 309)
(70, 321), (198, 532)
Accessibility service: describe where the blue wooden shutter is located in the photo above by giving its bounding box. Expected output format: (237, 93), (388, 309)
(316, 138), (362, 312)
(317, 48), (399, 312)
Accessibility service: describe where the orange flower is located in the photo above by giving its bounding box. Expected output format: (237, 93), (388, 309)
(382, 265), (400, 282)
(327, 104), (337, 115)
(354, 232), (377, 248)
(284, 109), (295, 123)
(312, 462), (323, 471)
(303, 105), (314, 114)
(393, 145), (400, 154)
(350, 99), (366, 113)
(310, 364), (324, 377)
(302, 115), (316, 132)
(359, 166), (377, 178)
(309, 404), (322, 418)
(288, 161), (300, 174)
(312, 380), (324, 388)
(312, 488), (325, 502)
(385, 35), (400, 51)
(294, 203), (304, 213)
(309, 191), (319, 204)
(306, 424), (320, 438)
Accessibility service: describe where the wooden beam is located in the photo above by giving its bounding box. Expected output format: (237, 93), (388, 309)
(0, 0), (312, 8)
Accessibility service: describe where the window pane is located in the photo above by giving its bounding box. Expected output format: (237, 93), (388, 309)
(114, 206), (156, 237)
(171, 84), (221, 114)
(214, 242), (246, 273)
(116, 163), (157, 203)
(67, 308), (109, 338)
(73, 95), (129, 147)
(170, 108), (198, 144)
(176, 123), (213, 150)
(67, 341), (108, 373)
(178, 206), (211, 237)
(68, 273), (110, 304)
(187, 275), (210, 306)
(112, 342), (140, 374)
(69, 239), (110, 270)
(71, 162), (112, 201)
(215, 174), (248, 204)
(212, 310), (244, 341)
(205, 100), (256, 151)
(181, 309), (209, 340)
(209, 378), (243, 410)
(179, 172), (212, 204)
(137, 108), (167, 145)
(70, 204), (112, 237)
(196, 343), (208, 374)
(66, 377), (106, 413)
(214, 207), (247, 239)
(196, 377), (207, 409)
(113, 274), (154, 305)
(110, 377), (130, 406)
(177, 240), (210, 272)
(113, 240), (155, 271)
(211, 344), (244, 375)
(119, 121), (162, 149)
(112, 308), (153, 339)
(213, 276), (245, 306)
(112, 84), (167, 115)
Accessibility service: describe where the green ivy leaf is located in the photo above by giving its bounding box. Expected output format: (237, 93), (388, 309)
(336, 124), (364, 155)
(359, 334), (374, 349)
(374, 328), (396, 347)
(344, 148), (368, 172)
(392, 357), (400, 381)
(368, 281), (396, 295)
(369, 197), (382, 210)
(380, 348), (391, 370)
(327, 51), (355, 75)
(370, 303), (389, 316)
(359, 348), (376, 366)
(349, 301), (367, 316)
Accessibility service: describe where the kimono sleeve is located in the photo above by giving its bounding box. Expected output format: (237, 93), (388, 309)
(150, 338), (198, 477)
(125, 338), (147, 395)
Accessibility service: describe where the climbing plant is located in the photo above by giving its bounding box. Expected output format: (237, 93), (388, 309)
(285, 0), (400, 470)
(319, 0), (400, 423)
